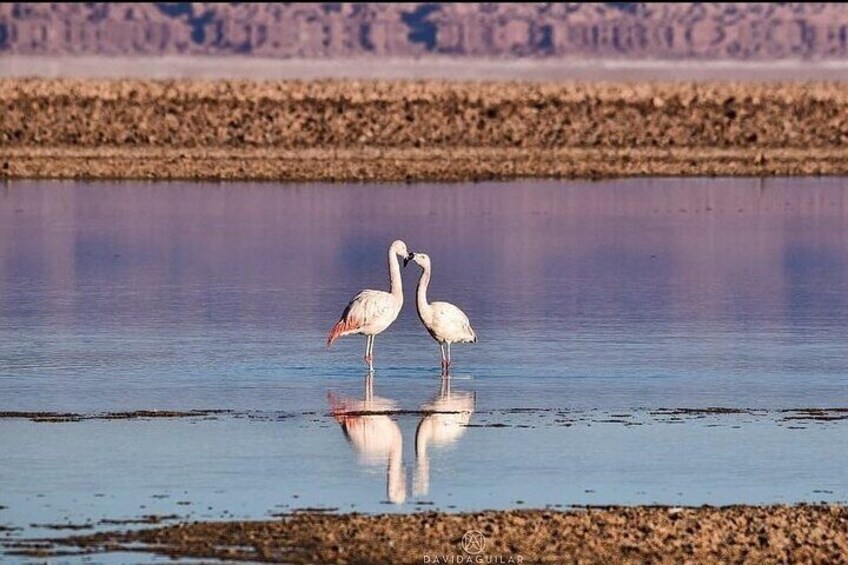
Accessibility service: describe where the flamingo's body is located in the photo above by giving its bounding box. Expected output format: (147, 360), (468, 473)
(410, 253), (477, 370)
(327, 240), (410, 368)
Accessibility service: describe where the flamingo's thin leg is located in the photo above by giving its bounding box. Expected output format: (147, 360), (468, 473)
(364, 335), (373, 366)
(439, 343), (447, 371)
(446, 342), (452, 369)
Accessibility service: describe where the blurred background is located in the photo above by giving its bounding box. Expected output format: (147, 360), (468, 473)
(3, 2), (848, 80)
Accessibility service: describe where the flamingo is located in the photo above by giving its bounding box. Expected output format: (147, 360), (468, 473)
(409, 253), (477, 370)
(327, 239), (411, 369)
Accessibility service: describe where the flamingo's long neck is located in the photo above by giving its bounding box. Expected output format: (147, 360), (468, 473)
(388, 248), (403, 301)
(416, 263), (433, 321)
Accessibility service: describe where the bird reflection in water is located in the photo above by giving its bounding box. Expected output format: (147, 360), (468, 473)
(328, 373), (406, 504)
(413, 373), (476, 497)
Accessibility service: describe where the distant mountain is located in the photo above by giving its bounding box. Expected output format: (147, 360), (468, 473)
(2, 3), (848, 59)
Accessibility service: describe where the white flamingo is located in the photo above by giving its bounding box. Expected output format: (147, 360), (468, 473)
(327, 240), (411, 369)
(410, 253), (477, 370)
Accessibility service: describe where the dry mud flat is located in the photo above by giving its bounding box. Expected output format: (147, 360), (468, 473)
(3, 79), (848, 181)
(11, 506), (848, 563)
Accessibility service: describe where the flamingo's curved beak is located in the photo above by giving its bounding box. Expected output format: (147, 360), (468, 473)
(403, 253), (414, 268)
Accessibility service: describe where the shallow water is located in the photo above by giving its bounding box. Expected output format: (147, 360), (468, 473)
(2, 178), (848, 551)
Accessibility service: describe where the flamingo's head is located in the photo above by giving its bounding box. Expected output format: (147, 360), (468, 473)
(409, 252), (431, 270)
(391, 240), (414, 268)
(390, 240), (410, 260)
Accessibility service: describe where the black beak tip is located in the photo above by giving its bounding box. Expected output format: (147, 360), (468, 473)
(403, 253), (414, 268)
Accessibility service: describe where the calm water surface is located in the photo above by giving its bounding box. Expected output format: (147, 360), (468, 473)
(1, 179), (848, 552)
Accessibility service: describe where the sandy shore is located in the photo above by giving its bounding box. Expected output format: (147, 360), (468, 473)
(11, 506), (848, 563)
(3, 79), (848, 181)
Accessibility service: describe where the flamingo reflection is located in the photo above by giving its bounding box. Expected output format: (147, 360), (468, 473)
(328, 373), (406, 504)
(413, 374), (475, 497)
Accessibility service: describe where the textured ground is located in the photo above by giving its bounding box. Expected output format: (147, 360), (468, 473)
(3, 79), (848, 181)
(10, 506), (848, 563)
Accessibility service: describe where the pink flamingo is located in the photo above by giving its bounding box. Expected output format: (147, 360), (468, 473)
(327, 240), (411, 369)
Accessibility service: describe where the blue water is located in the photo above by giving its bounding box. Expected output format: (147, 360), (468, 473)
(2, 178), (848, 557)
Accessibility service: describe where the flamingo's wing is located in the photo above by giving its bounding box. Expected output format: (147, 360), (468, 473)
(431, 301), (477, 343)
(328, 290), (394, 345)
(342, 290), (395, 327)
